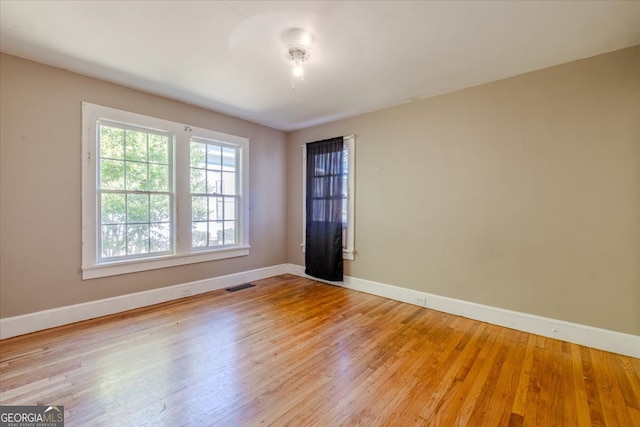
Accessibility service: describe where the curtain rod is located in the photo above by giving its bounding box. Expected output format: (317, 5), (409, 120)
(300, 134), (355, 147)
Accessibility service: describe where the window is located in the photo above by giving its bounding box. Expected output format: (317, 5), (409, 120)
(82, 103), (249, 279)
(97, 122), (173, 261)
(190, 138), (240, 249)
(302, 135), (355, 260)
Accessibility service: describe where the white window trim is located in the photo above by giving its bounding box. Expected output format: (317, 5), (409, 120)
(301, 135), (355, 260)
(81, 102), (250, 280)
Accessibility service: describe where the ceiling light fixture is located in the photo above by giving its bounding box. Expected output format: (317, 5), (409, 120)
(289, 47), (309, 88)
(282, 28), (314, 89)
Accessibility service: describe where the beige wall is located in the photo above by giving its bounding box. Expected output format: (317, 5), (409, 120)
(288, 46), (640, 335)
(0, 53), (288, 317)
(2, 46), (639, 336)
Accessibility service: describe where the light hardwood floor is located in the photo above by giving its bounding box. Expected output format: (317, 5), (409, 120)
(1, 274), (639, 426)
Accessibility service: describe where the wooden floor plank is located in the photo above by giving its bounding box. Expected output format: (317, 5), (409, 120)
(1, 274), (638, 426)
(559, 341), (578, 426)
(510, 334), (537, 419)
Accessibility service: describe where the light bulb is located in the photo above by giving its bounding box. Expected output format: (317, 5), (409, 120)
(289, 48), (307, 89)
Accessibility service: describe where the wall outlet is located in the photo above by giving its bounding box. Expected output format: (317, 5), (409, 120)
(415, 296), (426, 307)
(180, 288), (192, 298)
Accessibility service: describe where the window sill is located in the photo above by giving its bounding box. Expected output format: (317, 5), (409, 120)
(82, 246), (250, 280)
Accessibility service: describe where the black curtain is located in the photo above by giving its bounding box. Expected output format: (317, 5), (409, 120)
(305, 137), (344, 281)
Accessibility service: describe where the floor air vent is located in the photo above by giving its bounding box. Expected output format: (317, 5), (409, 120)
(226, 283), (256, 292)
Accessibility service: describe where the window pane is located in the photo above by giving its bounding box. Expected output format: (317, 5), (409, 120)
(126, 162), (148, 191)
(342, 174), (348, 198)
(343, 145), (349, 173)
(222, 147), (236, 172)
(149, 163), (169, 192)
(224, 198), (236, 220)
(127, 194), (149, 223)
(210, 196), (223, 221)
(330, 199), (342, 219)
(223, 221), (236, 245)
(313, 176), (341, 198)
(312, 177), (325, 197)
(148, 134), (169, 164)
(209, 221), (223, 246)
(150, 194), (170, 223)
(101, 225), (126, 258)
(101, 193), (126, 224)
(207, 145), (222, 170)
(100, 126), (124, 159)
(125, 130), (148, 162)
(330, 176), (341, 196)
(150, 223), (171, 252)
(221, 171), (236, 195)
(190, 142), (206, 169)
(192, 222), (207, 247)
(100, 159), (125, 190)
(312, 200), (326, 221)
(127, 225), (149, 254)
(207, 170), (221, 194)
(190, 168), (206, 193)
(192, 196), (207, 221)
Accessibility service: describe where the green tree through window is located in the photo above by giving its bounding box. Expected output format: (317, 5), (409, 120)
(98, 123), (172, 260)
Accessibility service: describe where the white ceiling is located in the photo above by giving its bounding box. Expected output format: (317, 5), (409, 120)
(1, 1), (639, 131)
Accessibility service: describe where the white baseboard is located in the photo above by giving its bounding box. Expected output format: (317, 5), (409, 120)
(286, 264), (640, 358)
(3, 263), (637, 359)
(0, 264), (289, 340)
